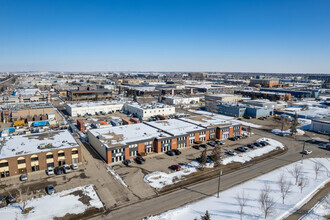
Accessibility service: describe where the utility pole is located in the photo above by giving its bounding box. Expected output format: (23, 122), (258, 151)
(217, 169), (222, 198)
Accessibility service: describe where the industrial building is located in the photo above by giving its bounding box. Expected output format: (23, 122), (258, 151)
(162, 96), (200, 105)
(65, 101), (124, 117)
(68, 86), (112, 101)
(87, 116), (242, 164)
(123, 103), (175, 120)
(0, 130), (81, 179)
(310, 117), (330, 134)
(249, 78), (279, 88)
(260, 88), (319, 98)
(234, 89), (291, 101)
(205, 94), (242, 102)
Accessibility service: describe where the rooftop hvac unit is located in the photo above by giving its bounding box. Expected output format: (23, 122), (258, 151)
(39, 144), (46, 149)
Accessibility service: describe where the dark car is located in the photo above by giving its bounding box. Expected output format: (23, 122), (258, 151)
(229, 137), (236, 141)
(247, 144), (256, 149)
(170, 165), (181, 171)
(215, 140), (225, 145)
(244, 116), (252, 119)
(208, 141), (217, 147)
(235, 147), (247, 152)
(46, 185), (55, 195)
(258, 117), (266, 120)
(135, 156), (146, 164)
(193, 145), (200, 150)
(166, 150), (176, 156)
(6, 195), (16, 204)
(172, 149), (182, 155)
(200, 144), (208, 148)
(54, 167), (63, 175)
(122, 160), (131, 166)
(259, 141), (268, 146)
(20, 174), (28, 181)
(254, 142), (262, 147)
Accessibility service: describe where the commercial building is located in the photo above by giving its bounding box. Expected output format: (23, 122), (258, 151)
(249, 78), (279, 88)
(0, 130), (81, 179)
(205, 94), (242, 102)
(260, 88), (319, 98)
(234, 90), (291, 101)
(87, 117), (242, 164)
(65, 101), (124, 117)
(123, 103), (175, 120)
(310, 117), (330, 134)
(68, 86), (112, 101)
(242, 100), (287, 110)
(162, 96), (199, 105)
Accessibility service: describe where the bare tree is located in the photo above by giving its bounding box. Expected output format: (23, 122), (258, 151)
(298, 175), (309, 193)
(278, 173), (292, 204)
(199, 148), (207, 170)
(288, 164), (303, 185)
(247, 126), (252, 136)
(211, 144), (221, 166)
(236, 190), (248, 220)
(258, 184), (275, 219)
(313, 161), (323, 180)
(290, 112), (298, 135)
(17, 186), (30, 213)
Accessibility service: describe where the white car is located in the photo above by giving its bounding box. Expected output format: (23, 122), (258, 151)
(70, 163), (78, 170)
(303, 150), (312, 155)
(47, 167), (54, 175)
(62, 164), (71, 174)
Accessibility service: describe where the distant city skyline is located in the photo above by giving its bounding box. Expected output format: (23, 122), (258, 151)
(1, 0), (329, 73)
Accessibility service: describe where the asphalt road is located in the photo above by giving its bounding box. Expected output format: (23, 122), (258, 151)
(93, 130), (329, 220)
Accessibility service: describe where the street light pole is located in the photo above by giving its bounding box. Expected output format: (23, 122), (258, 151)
(217, 169), (222, 198)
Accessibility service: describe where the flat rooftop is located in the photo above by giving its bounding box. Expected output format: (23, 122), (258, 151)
(180, 115), (232, 128)
(206, 94), (238, 97)
(127, 102), (173, 110)
(67, 101), (124, 108)
(89, 123), (171, 147)
(0, 130), (79, 158)
(145, 119), (205, 136)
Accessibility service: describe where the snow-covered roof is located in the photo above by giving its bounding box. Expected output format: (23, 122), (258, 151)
(89, 123), (171, 147)
(180, 115), (232, 128)
(145, 119), (205, 136)
(67, 101), (124, 108)
(0, 130), (79, 158)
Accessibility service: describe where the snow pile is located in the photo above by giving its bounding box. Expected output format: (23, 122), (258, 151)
(300, 193), (330, 220)
(144, 161), (214, 190)
(222, 138), (285, 165)
(242, 131), (254, 136)
(0, 185), (103, 219)
(106, 165), (128, 187)
(149, 158), (330, 220)
(271, 129), (305, 136)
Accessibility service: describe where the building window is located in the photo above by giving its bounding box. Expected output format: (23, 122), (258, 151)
(72, 150), (78, 155)
(17, 159), (26, 164)
(30, 157), (38, 162)
(58, 152), (65, 157)
(46, 154), (53, 159)
(47, 163), (54, 168)
(0, 162), (9, 167)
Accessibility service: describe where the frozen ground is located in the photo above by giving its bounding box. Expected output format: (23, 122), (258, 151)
(283, 106), (330, 120)
(147, 158), (330, 220)
(271, 129), (305, 136)
(144, 138), (285, 189)
(300, 193), (330, 220)
(0, 185), (103, 219)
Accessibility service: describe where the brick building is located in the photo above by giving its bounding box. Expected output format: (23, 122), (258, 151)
(0, 130), (81, 179)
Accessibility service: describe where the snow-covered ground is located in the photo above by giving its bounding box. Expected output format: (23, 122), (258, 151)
(300, 193), (330, 220)
(271, 129), (305, 136)
(0, 185), (103, 219)
(148, 158), (330, 220)
(145, 138), (285, 189)
(283, 106), (330, 120)
(106, 165), (128, 187)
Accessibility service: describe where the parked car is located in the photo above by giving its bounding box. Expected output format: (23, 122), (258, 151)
(200, 144), (208, 148)
(303, 150), (312, 155)
(54, 167), (63, 175)
(244, 116), (252, 119)
(47, 167), (54, 175)
(193, 145), (200, 150)
(62, 164), (71, 174)
(225, 150), (237, 156)
(170, 165), (181, 171)
(166, 150), (176, 156)
(208, 141), (217, 147)
(247, 144), (256, 149)
(20, 174), (28, 181)
(6, 195), (16, 204)
(46, 185), (55, 195)
(215, 140), (225, 145)
(70, 163), (78, 170)
(122, 160), (131, 166)
(260, 141), (269, 146)
(172, 149), (182, 155)
(253, 142), (262, 147)
(235, 147), (247, 152)
(258, 117), (266, 120)
(135, 156), (146, 164)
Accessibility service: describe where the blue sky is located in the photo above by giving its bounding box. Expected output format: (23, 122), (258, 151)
(0, 0), (329, 73)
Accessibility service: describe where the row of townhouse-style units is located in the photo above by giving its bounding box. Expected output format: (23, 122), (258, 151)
(0, 130), (82, 179)
(87, 114), (242, 164)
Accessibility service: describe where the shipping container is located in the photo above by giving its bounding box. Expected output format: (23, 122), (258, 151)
(122, 118), (132, 125)
(129, 117), (140, 124)
(77, 119), (86, 131)
(97, 120), (108, 125)
(13, 120), (25, 126)
(32, 120), (49, 126)
(157, 115), (168, 120)
(110, 120), (120, 126)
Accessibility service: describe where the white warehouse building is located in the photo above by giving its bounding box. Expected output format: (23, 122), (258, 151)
(66, 101), (124, 117)
(124, 103), (175, 120)
(310, 117), (330, 134)
(162, 96), (200, 105)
